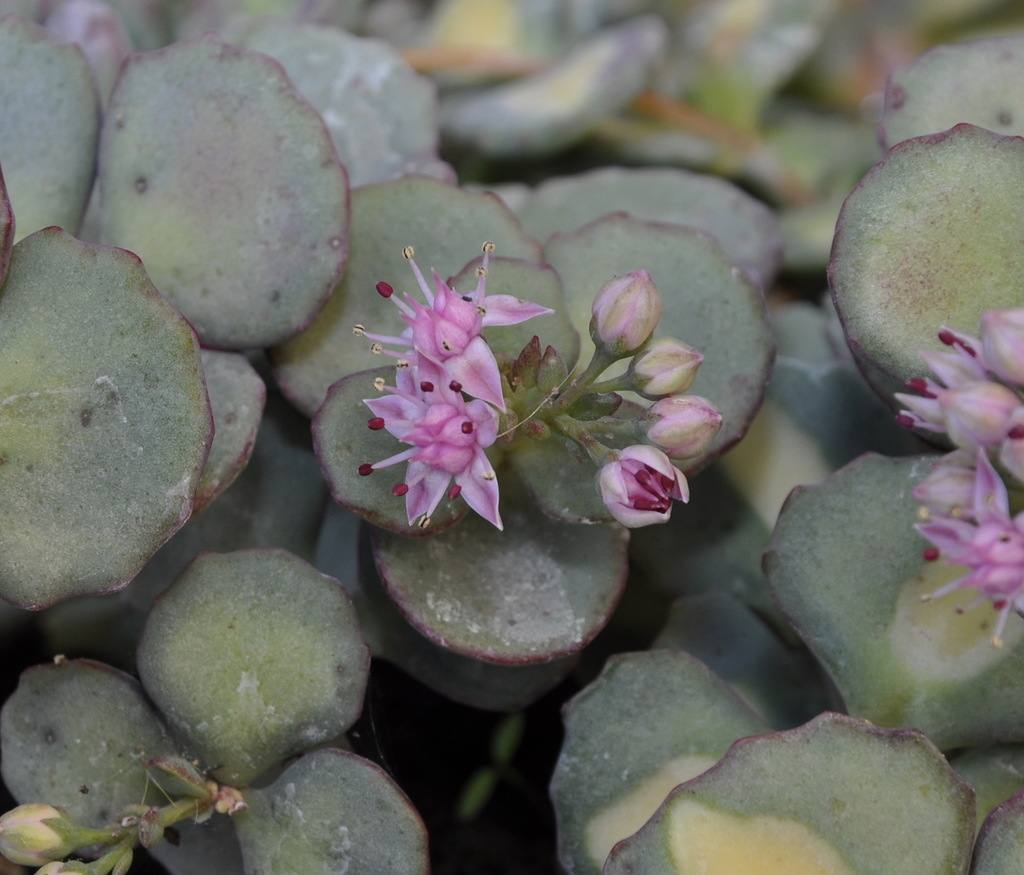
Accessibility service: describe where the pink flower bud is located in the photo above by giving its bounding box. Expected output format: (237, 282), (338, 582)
(630, 337), (703, 396)
(590, 270), (663, 355)
(0, 804), (76, 866)
(912, 452), (976, 516)
(999, 408), (1024, 482)
(939, 380), (1021, 450)
(598, 445), (688, 527)
(645, 395), (723, 459)
(981, 308), (1024, 385)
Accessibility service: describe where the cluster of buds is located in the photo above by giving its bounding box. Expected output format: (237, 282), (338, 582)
(0, 757), (245, 875)
(897, 308), (1024, 646)
(356, 248), (722, 529)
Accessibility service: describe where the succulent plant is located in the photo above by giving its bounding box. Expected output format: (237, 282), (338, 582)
(5, 2), (1024, 873)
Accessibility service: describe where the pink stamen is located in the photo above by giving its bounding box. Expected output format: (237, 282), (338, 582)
(393, 483), (410, 496)
(420, 381), (434, 393)
(368, 417), (385, 430)
(376, 281), (394, 298)
(461, 421), (474, 434)
(923, 547), (940, 561)
(358, 463), (373, 476)
(449, 484), (462, 499)
(449, 380), (463, 392)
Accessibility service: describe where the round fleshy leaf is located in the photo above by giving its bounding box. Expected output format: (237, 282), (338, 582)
(551, 650), (769, 875)
(316, 504), (578, 710)
(98, 34), (350, 349)
(231, 19), (449, 187)
(971, 789), (1024, 875)
(39, 388), (329, 667)
(0, 228), (212, 609)
(0, 659), (178, 826)
(0, 16), (99, 241)
(136, 548), (369, 786)
(192, 350), (265, 515)
(313, 366), (468, 536)
(951, 745), (1024, 833)
(652, 592), (829, 730)
(829, 124), (1024, 405)
(235, 748), (428, 875)
(440, 15), (667, 157)
(518, 167), (783, 288)
(372, 472), (628, 664)
(881, 35), (1024, 150)
(270, 175), (542, 417)
(628, 462), (784, 629)
(604, 713), (975, 875)
(544, 213), (773, 467)
(765, 453), (1024, 750)
(0, 166), (12, 284)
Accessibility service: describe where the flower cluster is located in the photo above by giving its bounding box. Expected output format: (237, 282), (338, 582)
(898, 309), (1024, 645)
(357, 244), (552, 530)
(357, 247), (722, 530)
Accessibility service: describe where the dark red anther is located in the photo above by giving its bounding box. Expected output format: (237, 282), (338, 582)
(905, 378), (931, 395)
(895, 413), (916, 428)
(937, 328), (958, 346)
(358, 463), (374, 476)
(923, 547), (940, 561)
(635, 469), (653, 488)
(420, 381), (434, 393)
(449, 380), (463, 392)
(1009, 425), (1024, 440)
(393, 483), (410, 496)
(461, 421), (474, 434)
(368, 417), (385, 430)
(994, 598), (1008, 610)
(376, 281), (394, 298)
(449, 484), (462, 500)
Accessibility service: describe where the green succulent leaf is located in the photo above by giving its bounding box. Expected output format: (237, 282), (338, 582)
(0, 16), (99, 241)
(604, 713), (975, 875)
(230, 19), (450, 187)
(192, 350), (265, 516)
(517, 167), (782, 288)
(765, 453), (1024, 750)
(0, 166), (12, 284)
(652, 592), (829, 729)
(544, 213), (773, 468)
(951, 745), (1024, 833)
(136, 548), (369, 786)
(316, 501), (580, 710)
(39, 388), (329, 668)
(440, 15), (668, 157)
(0, 658), (178, 826)
(372, 472), (628, 664)
(234, 748), (429, 875)
(551, 650), (769, 875)
(0, 228), (212, 609)
(270, 175), (542, 417)
(830, 124), (1024, 405)
(881, 35), (1024, 150)
(98, 34), (350, 349)
(971, 789), (1024, 875)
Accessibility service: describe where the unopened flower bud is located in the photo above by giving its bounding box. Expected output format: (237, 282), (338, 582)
(939, 380), (1021, 450)
(646, 395), (722, 459)
(536, 344), (569, 395)
(597, 444), (688, 527)
(0, 804), (77, 866)
(999, 408), (1024, 482)
(590, 270), (663, 355)
(630, 337), (703, 396)
(981, 308), (1024, 385)
(912, 453), (976, 516)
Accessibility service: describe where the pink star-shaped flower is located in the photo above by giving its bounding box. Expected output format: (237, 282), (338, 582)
(361, 361), (503, 529)
(919, 449), (1024, 646)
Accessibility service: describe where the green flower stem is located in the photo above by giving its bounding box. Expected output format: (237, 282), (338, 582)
(588, 374), (634, 395)
(552, 415), (619, 467)
(554, 346), (621, 409)
(158, 795), (215, 830)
